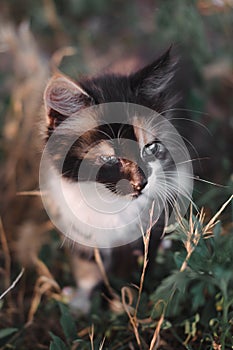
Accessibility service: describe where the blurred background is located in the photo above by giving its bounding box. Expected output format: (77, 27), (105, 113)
(0, 0), (232, 348)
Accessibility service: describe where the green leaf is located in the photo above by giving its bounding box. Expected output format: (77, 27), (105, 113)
(58, 302), (77, 343)
(174, 251), (186, 270)
(0, 328), (18, 339)
(213, 221), (222, 239)
(190, 281), (208, 311)
(151, 270), (191, 318)
(49, 332), (69, 350)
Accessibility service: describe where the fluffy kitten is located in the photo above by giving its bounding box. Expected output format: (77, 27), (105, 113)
(41, 48), (191, 312)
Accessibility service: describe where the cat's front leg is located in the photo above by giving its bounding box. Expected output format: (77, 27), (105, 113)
(69, 248), (111, 314)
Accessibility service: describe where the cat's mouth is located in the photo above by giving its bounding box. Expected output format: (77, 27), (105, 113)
(108, 178), (147, 198)
(131, 192), (140, 199)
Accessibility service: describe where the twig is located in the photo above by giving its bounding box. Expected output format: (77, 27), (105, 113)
(0, 268), (25, 300)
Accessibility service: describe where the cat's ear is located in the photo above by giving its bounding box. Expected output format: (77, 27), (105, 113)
(44, 75), (94, 129)
(130, 47), (176, 112)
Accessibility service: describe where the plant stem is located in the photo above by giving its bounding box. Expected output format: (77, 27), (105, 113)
(220, 282), (229, 350)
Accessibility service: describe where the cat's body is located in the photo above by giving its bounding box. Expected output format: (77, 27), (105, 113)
(41, 48), (192, 313)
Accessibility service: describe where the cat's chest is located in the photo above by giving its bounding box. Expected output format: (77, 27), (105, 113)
(46, 167), (153, 248)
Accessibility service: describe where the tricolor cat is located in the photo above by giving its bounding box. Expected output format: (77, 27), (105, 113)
(40, 48), (192, 312)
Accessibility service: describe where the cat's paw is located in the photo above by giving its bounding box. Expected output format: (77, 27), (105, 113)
(62, 286), (91, 316)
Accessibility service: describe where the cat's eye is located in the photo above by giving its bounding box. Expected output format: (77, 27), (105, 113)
(99, 155), (119, 165)
(142, 141), (166, 161)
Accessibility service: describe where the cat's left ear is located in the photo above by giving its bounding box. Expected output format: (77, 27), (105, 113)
(44, 75), (94, 129)
(130, 47), (176, 112)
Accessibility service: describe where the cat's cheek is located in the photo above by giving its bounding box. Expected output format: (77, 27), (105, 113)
(145, 161), (163, 196)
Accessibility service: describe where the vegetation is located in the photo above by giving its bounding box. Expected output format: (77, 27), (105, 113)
(0, 0), (232, 349)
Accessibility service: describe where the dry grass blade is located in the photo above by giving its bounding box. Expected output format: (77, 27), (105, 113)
(179, 195), (233, 272)
(27, 257), (62, 323)
(121, 286), (141, 348)
(203, 194), (233, 236)
(43, 0), (62, 31)
(88, 324), (105, 350)
(51, 46), (77, 74)
(120, 202), (157, 349)
(149, 312), (164, 350)
(135, 201), (155, 317)
(0, 268), (25, 300)
(99, 337), (106, 350)
(27, 275), (62, 323)
(0, 217), (14, 310)
(16, 191), (41, 196)
(94, 247), (116, 299)
(77, 327), (91, 338)
(179, 205), (203, 272)
(0, 217), (11, 291)
(89, 324), (94, 350)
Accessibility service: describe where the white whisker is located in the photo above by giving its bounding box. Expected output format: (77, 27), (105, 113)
(175, 157), (210, 166)
(164, 171), (225, 188)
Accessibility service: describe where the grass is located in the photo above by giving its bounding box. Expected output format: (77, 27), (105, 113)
(0, 0), (232, 349)
(0, 197), (232, 349)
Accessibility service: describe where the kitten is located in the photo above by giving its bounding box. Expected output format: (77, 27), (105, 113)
(41, 48), (192, 313)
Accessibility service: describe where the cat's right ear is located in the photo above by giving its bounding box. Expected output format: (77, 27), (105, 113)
(44, 75), (94, 129)
(130, 47), (176, 113)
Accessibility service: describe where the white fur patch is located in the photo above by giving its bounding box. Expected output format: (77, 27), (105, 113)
(44, 165), (156, 248)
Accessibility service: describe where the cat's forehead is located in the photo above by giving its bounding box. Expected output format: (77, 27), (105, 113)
(80, 75), (134, 104)
(132, 117), (156, 148)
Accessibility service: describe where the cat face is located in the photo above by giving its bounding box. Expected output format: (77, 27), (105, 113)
(44, 48), (175, 198)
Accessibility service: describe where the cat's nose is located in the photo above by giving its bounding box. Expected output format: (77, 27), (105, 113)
(132, 178), (147, 192)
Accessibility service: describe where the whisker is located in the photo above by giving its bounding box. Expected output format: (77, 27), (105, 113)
(170, 117), (213, 136)
(175, 157), (210, 166)
(191, 176), (226, 187)
(117, 123), (125, 140)
(96, 129), (114, 141)
(164, 171), (226, 188)
(99, 119), (115, 139)
(154, 178), (197, 211)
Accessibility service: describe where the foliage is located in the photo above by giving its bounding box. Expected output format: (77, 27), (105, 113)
(151, 200), (233, 349)
(0, 0), (232, 349)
